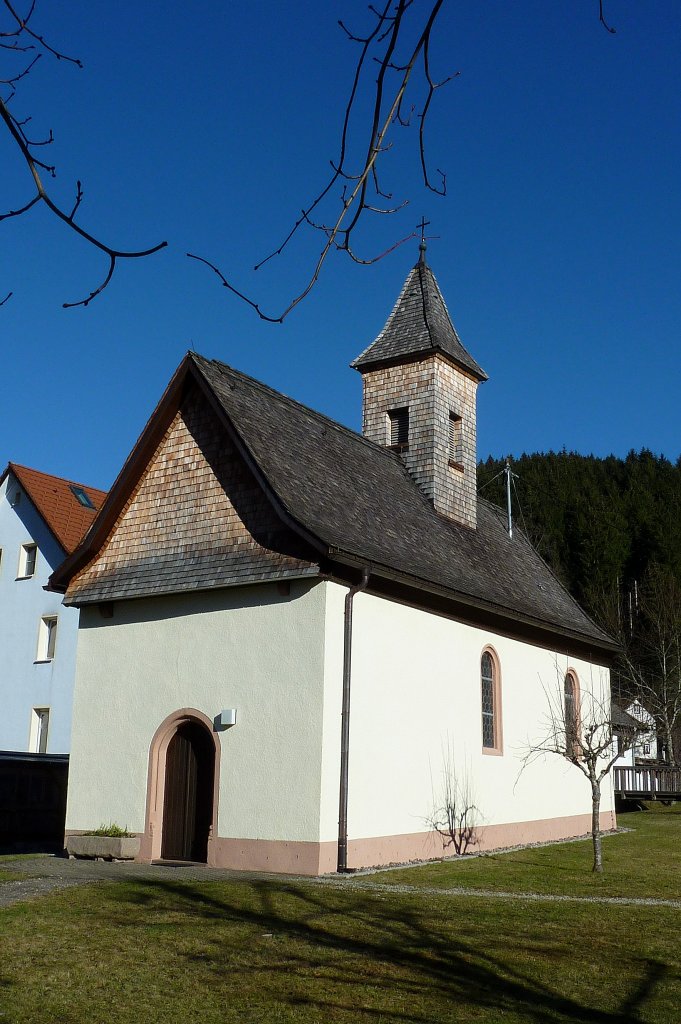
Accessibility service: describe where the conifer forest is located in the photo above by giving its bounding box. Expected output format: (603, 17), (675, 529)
(479, 449), (681, 757)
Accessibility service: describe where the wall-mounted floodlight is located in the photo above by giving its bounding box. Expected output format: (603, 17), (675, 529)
(215, 708), (237, 730)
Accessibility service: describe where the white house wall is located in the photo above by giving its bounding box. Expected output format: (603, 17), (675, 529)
(0, 474), (76, 753)
(66, 580), (328, 870)
(320, 583), (615, 868)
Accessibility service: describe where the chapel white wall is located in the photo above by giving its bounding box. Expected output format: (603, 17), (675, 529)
(319, 583), (614, 845)
(66, 580), (327, 840)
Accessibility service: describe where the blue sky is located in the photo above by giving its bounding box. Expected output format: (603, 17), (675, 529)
(2, 1), (680, 490)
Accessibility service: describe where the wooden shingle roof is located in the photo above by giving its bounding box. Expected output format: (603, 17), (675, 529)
(3, 463), (107, 554)
(351, 254), (488, 381)
(50, 352), (615, 655)
(194, 355), (611, 650)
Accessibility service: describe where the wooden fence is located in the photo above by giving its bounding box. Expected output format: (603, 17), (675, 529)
(613, 765), (681, 800)
(0, 752), (69, 849)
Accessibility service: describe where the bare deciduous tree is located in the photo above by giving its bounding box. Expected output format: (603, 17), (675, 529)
(189, 1), (455, 323)
(0, 0), (166, 306)
(521, 669), (639, 873)
(427, 745), (481, 856)
(601, 567), (681, 765)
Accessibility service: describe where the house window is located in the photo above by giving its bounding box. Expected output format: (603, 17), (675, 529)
(449, 413), (463, 468)
(564, 672), (579, 753)
(70, 485), (95, 509)
(18, 542), (37, 579)
(36, 616), (58, 662)
(387, 407), (409, 449)
(481, 649), (502, 753)
(30, 708), (50, 754)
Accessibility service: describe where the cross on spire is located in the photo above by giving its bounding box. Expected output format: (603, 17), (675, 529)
(417, 217), (432, 263)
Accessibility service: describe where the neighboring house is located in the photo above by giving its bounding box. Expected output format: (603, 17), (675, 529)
(625, 699), (659, 762)
(0, 464), (106, 754)
(611, 703), (644, 768)
(50, 251), (619, 874)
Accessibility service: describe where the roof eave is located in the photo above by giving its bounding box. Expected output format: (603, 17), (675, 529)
(327, 546), (620, 659)
(352, 347), (488, 382)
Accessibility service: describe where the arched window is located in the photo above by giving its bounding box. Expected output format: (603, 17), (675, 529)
(564, 672), (579, 753)
(481, 650), (502, 753)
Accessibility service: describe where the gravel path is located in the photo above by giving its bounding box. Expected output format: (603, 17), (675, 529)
(2, 855), (681, 911)
(318, 877), (681, 908)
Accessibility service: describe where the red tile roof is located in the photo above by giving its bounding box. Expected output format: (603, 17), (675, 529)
(6, 463), (107, 555)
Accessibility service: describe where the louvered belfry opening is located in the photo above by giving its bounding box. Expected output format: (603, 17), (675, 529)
(351, 251), (488, 529)
(448, 412), (463, 468)
(388, 407), (409, 449)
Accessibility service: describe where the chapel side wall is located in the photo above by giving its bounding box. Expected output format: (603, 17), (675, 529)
(319, 584), (614, 867)
(66, 580), (328, 855)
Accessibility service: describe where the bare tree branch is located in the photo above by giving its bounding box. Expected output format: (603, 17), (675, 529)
(599, 0), (617, 34)
(2, 0), (82, 65)
(190, 0), (453, 322)
(2, 1), (619, 312)
(1, 1), (166, 306)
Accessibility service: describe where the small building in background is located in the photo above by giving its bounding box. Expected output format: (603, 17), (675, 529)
(611, 702), (644, 769)
(625, 699), (660, 762)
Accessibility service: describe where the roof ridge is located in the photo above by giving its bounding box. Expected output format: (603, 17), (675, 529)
(9, 461), (107, 496)
(194, 354), (411, 462)
(417, 261), (437, 352)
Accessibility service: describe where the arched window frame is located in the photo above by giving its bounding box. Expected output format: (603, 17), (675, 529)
(564, 670), (581, 757)
(480, 646), (503, 755)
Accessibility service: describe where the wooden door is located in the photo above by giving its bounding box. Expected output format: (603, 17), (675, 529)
(161, 721), (215, 862)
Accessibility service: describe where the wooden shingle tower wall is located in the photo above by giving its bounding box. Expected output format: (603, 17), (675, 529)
(351, 248), (488, 529)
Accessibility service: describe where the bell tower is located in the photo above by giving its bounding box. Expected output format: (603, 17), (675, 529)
(351, 246), (487, 529)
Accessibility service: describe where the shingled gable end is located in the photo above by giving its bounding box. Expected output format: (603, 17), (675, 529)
(351, 245), (487, 529)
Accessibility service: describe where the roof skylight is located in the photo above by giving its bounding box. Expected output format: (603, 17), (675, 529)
(70, 485), (95, 509)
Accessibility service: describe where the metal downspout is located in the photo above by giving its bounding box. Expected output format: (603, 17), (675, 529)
(337, 568), (370, 873)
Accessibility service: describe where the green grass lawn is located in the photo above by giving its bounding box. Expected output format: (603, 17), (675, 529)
(0, 807), (679, 1023)
(370, 802), (681, 900)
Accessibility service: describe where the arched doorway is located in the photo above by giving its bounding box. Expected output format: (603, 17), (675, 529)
(161, 720), (215, 862)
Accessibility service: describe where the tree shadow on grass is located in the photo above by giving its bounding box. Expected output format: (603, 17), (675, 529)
(110, 877), (677, 1023)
